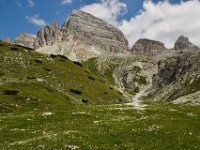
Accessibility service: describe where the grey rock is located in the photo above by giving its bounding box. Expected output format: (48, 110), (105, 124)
(130, 38), (167, 56)
(149, 51), (200, 101)
(14, 33), (36, 48)
(34, 20), (62, 48)
(61, 10), (128, 53)
(174, 35), (199, 50)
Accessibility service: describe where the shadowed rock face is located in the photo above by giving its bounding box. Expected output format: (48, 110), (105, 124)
(61, 10), (128, 53)
(34, 20), (62, 48)
(14, 11), (128, 54)
(174, 35), (199, 50)
(130, 38), (167, 56)
(14, 33), (36, 49)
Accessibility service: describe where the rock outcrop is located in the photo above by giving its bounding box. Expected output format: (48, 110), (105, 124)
(61, 10), (128, 53)
(148, 51), (200, 102)
(14, 10), (128, 56)
(34, 20), (62, 48)
(174, 35), (199, 50)
(14, 33), (36, 48)
(130, 38), (167, 56)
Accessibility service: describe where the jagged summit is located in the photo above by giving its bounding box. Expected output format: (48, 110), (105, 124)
(14, 10), (128, 58)
(174, 35), (199, 50)
(130, 38), (167, 56)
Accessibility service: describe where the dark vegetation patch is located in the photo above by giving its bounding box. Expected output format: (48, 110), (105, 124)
(88, 76), (95, 80)
(46, 88), (54, 93)
(0, 43), (4, 46)
(10, 47), (18, 51)
(0, 72), (5, 76)
(104, 92), (108, 95)
(50, 54), (57, 59)
(81, 99), (88, 104)
(3, 90), (20, 95)
(43, 67), (51, 72)
(99, 79), (105, 84)
(117, 92), (123, 95)
(14, 44), (34, 51)
(85, 70), (91, 74)
(58, 55), (68, 60)
(133, 66), (142, 73)
(109, 87), (113, 90)
(70, 89), (82, 95)
(59, 59), (65, 62)
(27, 76), (36, 80)
(34, 59), (43, 64)
(73, 61), (83, 67)
(119, 99), (123, 102)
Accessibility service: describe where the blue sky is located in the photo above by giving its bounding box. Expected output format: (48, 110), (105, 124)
(0, 0), (199, 48)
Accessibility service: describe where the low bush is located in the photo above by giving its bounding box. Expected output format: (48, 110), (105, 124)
(70, 89), (82, 95)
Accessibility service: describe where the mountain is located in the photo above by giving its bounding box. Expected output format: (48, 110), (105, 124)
(130, 38), (167, 56)
(14, 10), (128, 61)
(174, 35), (199, 50)
(12, 10), (200, 106)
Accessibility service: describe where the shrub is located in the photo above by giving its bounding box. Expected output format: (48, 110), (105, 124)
(70, 89), (82, 95)
(104, 92), (108, 95)
(117, 92), (123, 95)
(27, 76), (36, 80)
(109, 87), (113, 90)
(34, 59), (42, 64)
(3, 90), (19, 95)
(43, 67), (51, 72)
(81, 99), (88, 104)
(58, 55), (68, 60)
(10, 47), (18, 51)
(50, 54), (57, 58)
(73, 61), (83, 67)
(88, 76), (95, 80)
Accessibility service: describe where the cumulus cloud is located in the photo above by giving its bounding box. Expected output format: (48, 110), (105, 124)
(26, 15), (47, 26)
(28, 0), (35, 7)
(62, 0), (72, 5)
(119, 0), (200, 48)
(80, 0), (127, 26)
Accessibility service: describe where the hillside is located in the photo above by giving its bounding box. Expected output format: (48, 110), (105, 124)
(0, 41), (126, 112)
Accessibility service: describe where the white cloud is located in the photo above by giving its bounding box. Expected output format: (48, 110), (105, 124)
(62, 0), (72, 5)
(28, 0), (35, 7)
(119, 0), (200, 48)
(15, 0), (22, 7)
(80, 0), (127, 26)
(26, 15), (47, 26)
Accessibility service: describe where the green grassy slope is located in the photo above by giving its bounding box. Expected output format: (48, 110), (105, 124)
(0, 41), (126, 112)
(1, 103), (200, 149)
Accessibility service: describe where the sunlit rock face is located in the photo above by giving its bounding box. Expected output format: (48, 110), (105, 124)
(130, 38), (167, 56)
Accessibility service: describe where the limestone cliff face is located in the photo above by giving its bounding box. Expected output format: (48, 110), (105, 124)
(174, 35), (199, 50)
(14, 10), (128, 56)
(34, 20), (62, 48)
(61, 10), (128, 53)
(14, 33), (36, 48)
(130, 38), (167, 56)
(148, 51), (200, 102)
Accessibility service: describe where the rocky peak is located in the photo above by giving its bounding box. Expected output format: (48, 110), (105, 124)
(14, 33), (36, 48)
(34, 20), (62, 48)
(130, 38), (167, 56)
(61, 10), (128, 53)
(174, 35), (199, 50)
